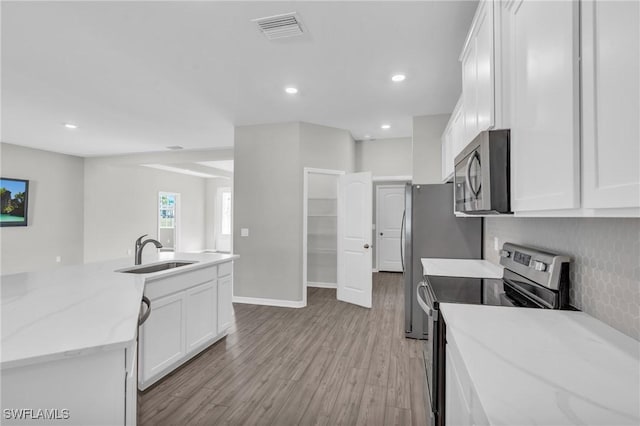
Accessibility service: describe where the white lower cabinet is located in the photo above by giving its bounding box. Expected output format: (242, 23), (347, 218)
(446, 347), (472, 426)
(1, 344), (136, 426)
(139, 292), (186, 386)
(139, 261), (233, 391)
(186, 281), (217, 352)
(217, 275), (233, 334)
(446, 340), (489, 426)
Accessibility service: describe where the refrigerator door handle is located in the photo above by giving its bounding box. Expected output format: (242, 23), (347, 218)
(400, 210), (406, 272)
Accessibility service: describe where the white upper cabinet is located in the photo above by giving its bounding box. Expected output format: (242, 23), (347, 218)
(461, 0), (496, 143)
(441, 97), (464, 182)
(508, 0), (580, 212)
(581, 0), (640, 210)
(442, 125), (454, 182)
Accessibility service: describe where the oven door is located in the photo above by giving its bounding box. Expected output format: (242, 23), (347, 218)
(454, 147), (483, 213)
(417, 281), (437, 426)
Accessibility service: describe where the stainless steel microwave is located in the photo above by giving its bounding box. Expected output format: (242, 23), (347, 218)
(454, 129), (510, 214)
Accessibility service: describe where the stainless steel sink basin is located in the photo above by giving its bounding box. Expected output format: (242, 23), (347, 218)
(119, 261), (197, 274)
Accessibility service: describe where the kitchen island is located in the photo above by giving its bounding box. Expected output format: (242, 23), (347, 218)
(1, 252), (237, 425)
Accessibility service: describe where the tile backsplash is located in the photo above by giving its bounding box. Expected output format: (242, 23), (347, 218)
(484, 217), (640, 340)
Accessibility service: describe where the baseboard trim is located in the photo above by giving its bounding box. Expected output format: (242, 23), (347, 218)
(307, 282), (337, 289)
(372, 268), (379, 273)
(232, 296), (305, 308)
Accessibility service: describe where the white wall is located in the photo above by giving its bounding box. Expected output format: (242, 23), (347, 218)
(0, 143), (84, 274)
(300, 122), (356, 173)
(233, 122), (302, 302)
(83, 158), (206, 262)
(233, 121), (355, 303)
(355, 137), (412, 177)
(412, 114), (450, 184)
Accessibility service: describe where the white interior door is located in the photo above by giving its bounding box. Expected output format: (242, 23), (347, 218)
(337, 172), (373, 308)
(376, 185), (405, 272)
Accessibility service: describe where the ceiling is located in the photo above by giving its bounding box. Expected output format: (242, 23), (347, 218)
(1, 1), (477, 157)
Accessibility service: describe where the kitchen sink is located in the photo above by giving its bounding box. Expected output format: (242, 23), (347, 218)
(119, 261), (197, 274)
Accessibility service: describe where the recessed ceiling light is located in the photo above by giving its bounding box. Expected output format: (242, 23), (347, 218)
(381, 124), (391, 130)
(64, 123), (78, 129)
(391, 74), (406, 82)
(363, 134), (371, 139)
(285, 87), (298, 94)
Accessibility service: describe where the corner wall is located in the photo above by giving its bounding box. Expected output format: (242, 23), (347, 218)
(355, 137), (412, 177)
(233, 122), (355, 304)
(0, 143), (84, 274)
(233, 122), (302, 302)
(412, 114), (450, 184)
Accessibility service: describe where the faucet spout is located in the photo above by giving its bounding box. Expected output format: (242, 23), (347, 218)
(134, 235), (163, 265)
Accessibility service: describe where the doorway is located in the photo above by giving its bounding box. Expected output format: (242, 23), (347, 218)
(158, 192), (180, 252)
(303, 169), (342, 306)
(215, 186), (232, 253)
(375, 185), (405, 272)
(303, 168), (373, 308)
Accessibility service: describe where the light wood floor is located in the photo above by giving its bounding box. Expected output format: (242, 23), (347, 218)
(138, 272), (429, 426)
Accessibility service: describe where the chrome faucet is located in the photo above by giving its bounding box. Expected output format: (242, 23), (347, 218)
(135, 234), (163, 265)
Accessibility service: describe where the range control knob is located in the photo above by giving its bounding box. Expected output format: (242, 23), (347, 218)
(532, 260), (547, 272)
(499, 250), (511, 258)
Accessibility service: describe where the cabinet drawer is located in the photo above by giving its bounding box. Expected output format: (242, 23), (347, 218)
(217, 261), (232, 278)
(145, 265), (217, 300)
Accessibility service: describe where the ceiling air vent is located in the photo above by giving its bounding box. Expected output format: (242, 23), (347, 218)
(252, 12), (304, 40)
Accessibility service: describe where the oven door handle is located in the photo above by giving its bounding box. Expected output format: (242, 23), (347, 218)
(417, 282), (434, 317)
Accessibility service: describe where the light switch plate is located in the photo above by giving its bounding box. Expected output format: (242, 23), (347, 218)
(241, 228), (249, 237)
(494, 237), (499, 251)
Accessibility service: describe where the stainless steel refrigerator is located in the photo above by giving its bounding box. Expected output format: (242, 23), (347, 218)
(402, 183), (482, 339)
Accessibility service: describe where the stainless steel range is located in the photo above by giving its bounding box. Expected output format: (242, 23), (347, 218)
(418, 243), (571, 426)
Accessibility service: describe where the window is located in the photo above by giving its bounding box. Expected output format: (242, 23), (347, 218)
(221, 189), (231, 235)
(159, 194), (176, 229)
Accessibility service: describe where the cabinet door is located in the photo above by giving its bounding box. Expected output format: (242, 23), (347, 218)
(462, 41), (478, 143)
(509, 0), (580, 211)
(582, 0), (640, 209)
(217, 275), (233, 334)
(446, 348), (472, 426)
(186, 280), (217, 353)
(475, 0), (495, 132)
(452, 102), (466, 158)
(139, 292), (185, 386)
(442, 126), (454, 182)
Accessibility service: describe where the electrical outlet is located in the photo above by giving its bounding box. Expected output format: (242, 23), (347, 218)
(127, 249), (132, 255)
(55, 256), (61, 263)
(493, 237), (499, 251)
(241, 228), (249, 237)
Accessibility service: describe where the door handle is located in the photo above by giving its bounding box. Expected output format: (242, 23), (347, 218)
(364, 244), (370, 249)
(379, 232), (383, 236)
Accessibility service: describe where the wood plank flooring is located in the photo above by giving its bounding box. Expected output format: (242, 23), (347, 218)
(138, 272), (429, 426)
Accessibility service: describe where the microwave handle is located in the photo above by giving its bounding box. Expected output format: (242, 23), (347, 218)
(465, 151), (481, 197)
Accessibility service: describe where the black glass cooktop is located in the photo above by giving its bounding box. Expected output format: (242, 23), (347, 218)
(427, 276), (507, 306)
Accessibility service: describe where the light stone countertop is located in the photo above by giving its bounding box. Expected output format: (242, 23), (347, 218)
(1, 252), (237, 369)
(421, 258), (504, 279)
(440, 303), (640, 425)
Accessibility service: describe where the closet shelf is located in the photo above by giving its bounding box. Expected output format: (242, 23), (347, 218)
(308, 248), (337, 254)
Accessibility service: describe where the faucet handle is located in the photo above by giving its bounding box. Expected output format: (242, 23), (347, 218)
(135, 234), (148, 245)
